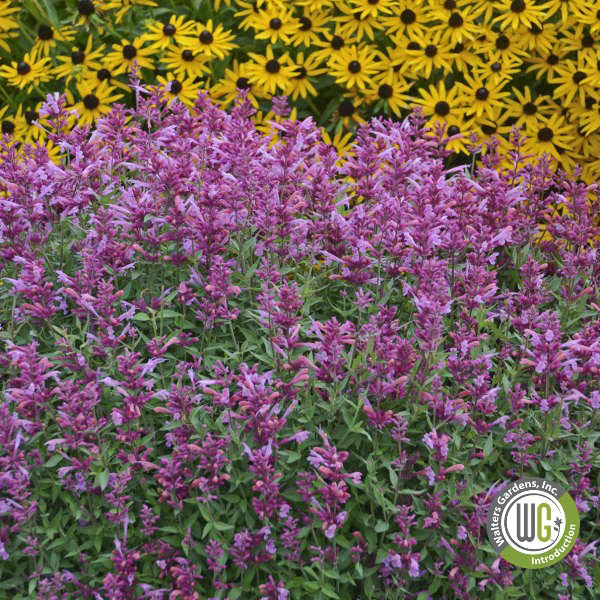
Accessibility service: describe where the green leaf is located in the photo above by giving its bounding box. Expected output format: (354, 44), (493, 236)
(374, 520), (389, 533)
(483, 434), (494, 457)
(96, 470), (109, 491)
(44, 454), (62, 468)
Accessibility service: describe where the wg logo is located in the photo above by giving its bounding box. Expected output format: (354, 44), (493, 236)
(486, 477), (580, 569)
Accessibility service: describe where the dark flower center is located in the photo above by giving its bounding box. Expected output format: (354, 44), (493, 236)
(25, 110), (38, 125)
(523, 102), (537, 115)
(572, 70), (586, 84)
(448, 12), (463, 27)
(378, 84), (393, 99)
(496, 35), (510, 50)
(585, 96), (596, 109)
(537, 127), (553, 142)
(597, 9), (600, 19)
(425, 44), (438, 57)
(299, 17), (311, 31)
(163, 23), (176, 36)
(17, 62), (31, 75)
(78, 0), (94, 15)
(294, 66), (307, 79)
(97, 68), (111, 81)
(451, 42), (464, 53)
(339, 99), (355, 116)
(510, 0), (526, 12)
(491, 61), (501, 72)
(170, 80), (182, 94)
(199, 30), (213, 44)
(368, 0), (379, 4)
(1, 120), (14, 134)
(348, 60), (361, 73)
(530, 23), (542, 34)
(546, 53), (559, 65)
(447, 125), (460, 135)
(444, 0), (456, 9)
(353, 11), (364, 21)
(266, 59), (280, 73)
(400, 9), (416, 24)
(481, 124), (497, 135)
(123, 44), (137, 59)
(582, 34), (594, 48)
(83, 94), (100, 110)
(407, 41), (421, 50)
(182, 49), (194, 62)
(475, 87), (489, 100)
(434, 101), (450, 116)
(71, 50), (85, 64)
(331, 35), (344, 49)
(236, 77), (250, 89)
(269, 18), (282, 30)
(38, 24), (53, 40)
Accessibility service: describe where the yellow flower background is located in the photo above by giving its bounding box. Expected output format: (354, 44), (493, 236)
(1, 0), (600, 183)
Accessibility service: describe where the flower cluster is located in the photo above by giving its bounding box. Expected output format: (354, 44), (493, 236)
(3, 0), (600, 180)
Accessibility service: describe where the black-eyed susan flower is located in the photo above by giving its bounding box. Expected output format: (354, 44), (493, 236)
(575, 3), (600, 35)
(287, 52), (327, 100)
(312, 26), (349, 64)
(456, 73), (510, 120)
(472, 56), (522, 85)
(321, 127), (355, 161)
(210, 59), (263, 109)
(253, 6), (300, 45)
(518, 21), (558, 55)
(526, 47), (567, 79)
(381, 0), (430, 40)
(0, 1), (18, 52)
(31, 24), (76, 59)
(574, 102), (600, 137)
(416, 80), (462, 127)
(493, 0), (547, 31)
(367, 80), (409, 116)
(504, 86), (551, 128)
(247, 46), (296, 95)
(291, 10), (330, 47)
(53, 37), (105, 84)
(0, 52), (52, 93)
(540, 0), (576, 24)
(336, 2), (384, 41)
(160, 47), (210, 80)
(67, 80), (124, 127)
(13, 102), (47, 144)
(335, 95), (366, 128)
(405, 31), (454, 78)
(104, 38), (154, 76)
(184, 19), (237, 60)
(349, 0), (394, 19)
(329, 45), (382, 91)
(142, 14), (196, 51)
(156, 72), (201, 108)
(548, 57), (594, 107)
(435, 6), (480, 46)
(0, 104), (14, 137)
(374, 45), (413, 84)
(479, 30), (529, 65)
(449, 40), (482, 75)
(524, 113), (576, 162)
(234, 0), (269, 32)
(83, 66), (131, 92)
(559, 24), (598, 61)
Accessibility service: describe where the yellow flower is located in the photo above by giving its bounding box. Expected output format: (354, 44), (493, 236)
(335, 2), (384, 41)
(104, 38), (154, 76)
(381, 0), (430, 40)
(548, 57), (594, 108)
(477, 30), (529, 65)
(0, 52), (51, 93)
(526, 47), (567, 79)
(253, 6), (300, 45)
(156, 72), (202, 108)
(321, 127), (355, 161)
(0, 104), (15, 137)
(349, 0), (395, 19)
(328, 44), (382, 91)
(234, 0), (269, 31)
(160, 46), (210, 80)
(367, 80), (409, 116)
(31, 24), (76, 59)
(405, 31), (454, 79)
(210, 59), (263, 109)
(53, 37), (105, 84)
(335, 95), (366, 128)
(142, 14), (196, 51)
(471, 56), (522, 86)
(559, 24), (599, 62)
(416, 80), (463, 128)
(503, 87), (552, 129)
(67, 80), (124, 127)
(456, 73), (510, 120)
(247, 46), (296, 95)
(523, 113), (576, 163)
(493, 0), (547, 31)
(287, 52), (327, 100)
(373, 45), (412, 84)
(434, 6), (481, 46)
(312, 26), (350, 64)
(82, 66), (131, 92)
(0, 0), (19, 31)
(183, 19), (237, 60)
(101, 0), (158, 24)
(13, 102), (47, 144)
(290, 10), (331, 47)
(517, 21), (558, 55)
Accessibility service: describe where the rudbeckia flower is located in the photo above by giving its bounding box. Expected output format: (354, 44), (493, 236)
(247, 46), (296, 95)
(104, 38), (154, 76)
(184, 19), (238, 60)
(53, 37), (106, 84)
(67, 80), (124, 127)
(142, 14), (196, 51)
(328, 45), (382, 91)
(0, 52), (52, 93)
(156, 73), (202, 108)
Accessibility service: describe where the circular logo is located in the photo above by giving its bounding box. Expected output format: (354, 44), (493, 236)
(486, 477), (580, 569)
